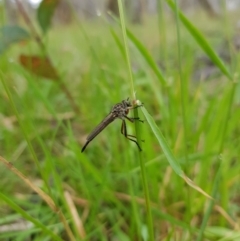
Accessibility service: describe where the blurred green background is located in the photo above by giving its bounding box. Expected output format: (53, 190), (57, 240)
(0, 0), (240, 240)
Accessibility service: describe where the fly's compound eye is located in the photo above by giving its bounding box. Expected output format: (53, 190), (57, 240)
(125, 100), (131, 107)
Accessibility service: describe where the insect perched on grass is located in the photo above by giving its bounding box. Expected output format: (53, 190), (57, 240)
(81, 98), (143, 152)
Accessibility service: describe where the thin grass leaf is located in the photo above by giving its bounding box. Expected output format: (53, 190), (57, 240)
(0, 156), (76, 241)
(0, 193), (63, 241)
(141, 106), (212, 199)
(126, 30), (167, 86)
(110, 28), (125, 59)
(141, 106), (183, 176)
(108, 12), (166, 86)
(0, 156), (56, 211)
(166, 0), (232, 80)
(117, 1), (154, 240)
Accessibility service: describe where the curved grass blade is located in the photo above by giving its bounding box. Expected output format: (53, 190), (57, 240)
(110, 28), (125, 59)
(141, 106), (183, 176)
(166, 0), (232, 80)
(141, 106), (212, 199)
(126, 29), (167, 86)
(108, 12), (166, 86)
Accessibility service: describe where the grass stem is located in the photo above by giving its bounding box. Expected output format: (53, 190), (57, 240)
(118, 1), (155, 240)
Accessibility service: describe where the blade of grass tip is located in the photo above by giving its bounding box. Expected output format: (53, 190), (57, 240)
(166, 0), (232, 80)
(117, 0), (155, 240)
(141, 106), (212, 199)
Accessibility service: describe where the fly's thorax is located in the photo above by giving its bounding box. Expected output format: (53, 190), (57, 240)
(111, 102), (127, 119)
(110, 99), (133, 119)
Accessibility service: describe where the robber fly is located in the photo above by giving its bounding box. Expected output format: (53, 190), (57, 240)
(81, 98), (143, 152)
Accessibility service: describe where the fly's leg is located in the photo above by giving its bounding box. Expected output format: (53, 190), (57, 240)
(124, 115), (144, 123)
(121, 120), (142, 151)
(124, 115), (145, 142)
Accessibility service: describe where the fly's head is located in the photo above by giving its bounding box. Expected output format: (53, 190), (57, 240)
(122, 98), (131, 108)
(122, 98), (132, 115)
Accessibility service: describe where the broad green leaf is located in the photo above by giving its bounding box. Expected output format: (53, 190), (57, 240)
(37, 0), (60, 33)
(0, 25), (30, 55)
(166, 0), (232, 80)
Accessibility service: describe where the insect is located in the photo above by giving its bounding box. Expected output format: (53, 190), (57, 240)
(81, 98), (143, 152)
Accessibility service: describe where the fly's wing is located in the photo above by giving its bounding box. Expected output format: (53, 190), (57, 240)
(81, 113), (116, 152)
(86, 113), (115, 142)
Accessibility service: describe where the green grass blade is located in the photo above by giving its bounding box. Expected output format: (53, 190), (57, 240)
(110, 28), (125, 59)
(118, 0), (135, 98)
(141, 106), (183, 176)
(126, 29), (167, 86)
(118, 1), (155, 240)
(108, 13), (166, 86)
(0, 193), (63, 241)
(141, 106), (212, 199)
(166, 0), (232, 80)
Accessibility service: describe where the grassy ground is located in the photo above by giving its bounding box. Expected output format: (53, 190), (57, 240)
(0, 4), (240, 241)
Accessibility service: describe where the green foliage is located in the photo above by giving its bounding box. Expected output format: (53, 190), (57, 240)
(37, 0), (60, 34)
(166, 0), (232, 80)
(0, 2), (240, 241)
(0, 25), (30, 54)
(142, 106), (184, 176)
